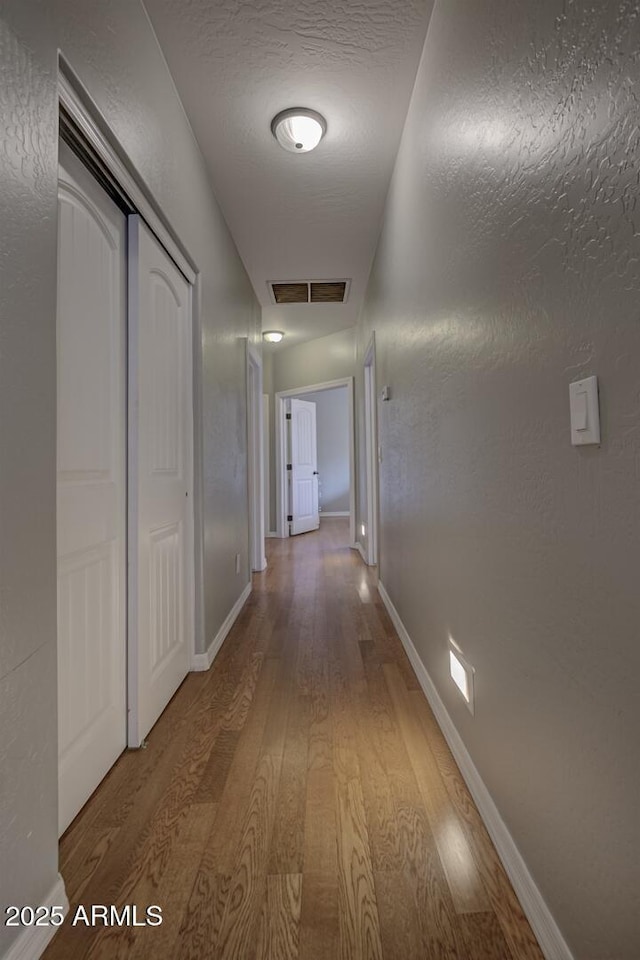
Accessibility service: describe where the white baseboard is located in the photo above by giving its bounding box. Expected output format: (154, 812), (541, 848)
(191, 582), (252, 672)
(320, 511), (350, 518)
(377, 580), (574, 960)
(266, 531), (279, 539)
(3, 874), (68, 960)
(354, 541), (368, 564)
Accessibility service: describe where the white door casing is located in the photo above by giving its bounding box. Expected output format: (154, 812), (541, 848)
(246, 343), (266, 571)
(275, 378), (356, 543)
(263, 394), (270, 534)
(128, 216), (194, 747)
(364, 336), (379, 565)
(289, 398), (320, 536)
(57, 141), (127, 834)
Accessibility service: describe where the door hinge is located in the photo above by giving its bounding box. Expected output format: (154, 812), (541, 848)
(286, 463), (292, 470)
(287, 514), (293, 522)
(286, 412), (292, 420)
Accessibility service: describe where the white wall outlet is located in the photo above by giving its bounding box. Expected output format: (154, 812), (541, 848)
(235, 553), (241, 575)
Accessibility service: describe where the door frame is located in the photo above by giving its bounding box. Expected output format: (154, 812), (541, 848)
(246, 341), (267, 572)
(58, 64), (202, 727)
(263, 394), (271, 536)
(275, 377), (356, 545)
(363, 335), (379, 565)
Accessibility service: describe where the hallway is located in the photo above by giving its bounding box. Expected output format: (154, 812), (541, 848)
(45, 520), (542, 960)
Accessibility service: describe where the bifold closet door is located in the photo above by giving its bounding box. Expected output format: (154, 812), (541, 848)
(57, 140), (127, 834)
(128, 216), (193, 747)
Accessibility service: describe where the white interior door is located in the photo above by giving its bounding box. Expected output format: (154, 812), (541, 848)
(128, 216), (193, 747)
(57, 141), (127, 834)
(289, 398), (319, 535)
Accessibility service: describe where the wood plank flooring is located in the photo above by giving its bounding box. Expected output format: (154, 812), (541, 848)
(45, 519), (544, 960)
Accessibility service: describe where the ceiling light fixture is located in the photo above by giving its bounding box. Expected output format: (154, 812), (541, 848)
(271, 108), (327, 154)
(263, 330), (285, 343)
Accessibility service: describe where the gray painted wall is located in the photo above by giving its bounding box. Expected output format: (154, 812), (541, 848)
(357, 1), (640, 957)
(0, 1), (258, 952)
(295, 388), (350, 514)
(264, 327), (356, 529)
(272, 327), (355, 394)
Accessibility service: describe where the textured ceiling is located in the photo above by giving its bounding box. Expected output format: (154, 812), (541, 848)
(143, 0), (432, 346)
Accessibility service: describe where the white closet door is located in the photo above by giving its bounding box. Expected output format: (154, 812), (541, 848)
(128, 216), (193, 747)
(290, 398), (320, 535)
(57, 141), (127, 834)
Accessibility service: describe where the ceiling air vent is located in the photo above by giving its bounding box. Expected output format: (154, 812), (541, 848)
(310, 281), (347, 303)
(272, 282), (309, 304)
(269, 279), (350, 305)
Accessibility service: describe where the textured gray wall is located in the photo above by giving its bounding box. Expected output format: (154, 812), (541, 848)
(272, 327), (355, 394)
(0, 1), (258, 952)
(358, 1), (640, 957)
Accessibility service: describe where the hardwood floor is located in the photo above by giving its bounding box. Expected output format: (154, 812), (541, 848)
(45, 519), (544, 960)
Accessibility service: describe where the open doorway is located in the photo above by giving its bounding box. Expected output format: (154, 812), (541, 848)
(275, 377), (356, 545)
(363, 336), (379, 565)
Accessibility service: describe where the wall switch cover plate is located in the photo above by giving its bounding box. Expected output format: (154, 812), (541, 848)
(570, 375), (600, 445)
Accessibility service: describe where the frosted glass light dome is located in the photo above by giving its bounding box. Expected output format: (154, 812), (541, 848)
(271, 108), (327, 154)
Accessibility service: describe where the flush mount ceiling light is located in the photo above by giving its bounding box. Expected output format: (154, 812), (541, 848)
(270, 108), (327, 153)
(263, 330), (285, 343)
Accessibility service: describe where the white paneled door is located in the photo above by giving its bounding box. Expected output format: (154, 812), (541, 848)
(290, 399), (320, 535)
(57, 141), (127, 834)
(128, 217), (193, 747)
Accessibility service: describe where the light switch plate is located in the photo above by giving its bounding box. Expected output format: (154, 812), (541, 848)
(570, 375), (600, 445)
